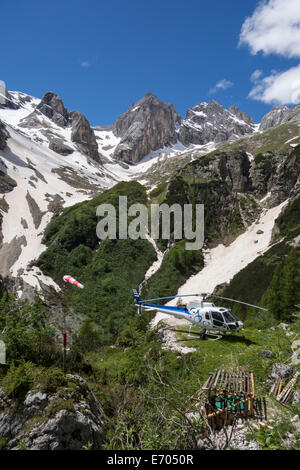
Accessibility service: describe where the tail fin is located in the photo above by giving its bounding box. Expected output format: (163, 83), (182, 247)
(133, 289), (142, 316)
(132, 288), (141, 304)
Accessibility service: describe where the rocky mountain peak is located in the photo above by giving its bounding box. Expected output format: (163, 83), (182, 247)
(229, 106), (254, 125)
(259, 103), (300, 132)
(178, 100), (255, 147)
(259, 106), (290, 131)
(0, 80), (19, 110)
(69, 110), (100, 162)
(36, 91), (69, 127)
(112, 92), (180, 163)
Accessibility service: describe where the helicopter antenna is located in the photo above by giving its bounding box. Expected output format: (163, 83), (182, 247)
(208, 294), (269, 311)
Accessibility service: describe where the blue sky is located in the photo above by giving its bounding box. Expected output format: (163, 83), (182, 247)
(1, 0), (299, 125)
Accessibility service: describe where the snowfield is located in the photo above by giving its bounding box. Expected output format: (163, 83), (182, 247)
(0, 90), (216, 296)
(151, 200), (288, 332)
(0, 87), (283, 331)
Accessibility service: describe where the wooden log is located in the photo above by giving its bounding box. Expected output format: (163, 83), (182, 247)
(232, 373), (236, 393)
(223, 372), (228, 392)
(209, 370), (217, 391)
(250, 372), (255, 397)
(270, 379), (277, 396)
(206, 372), (214, 389)
(277, 371), (299, 402)
(213, 369), (221, 390)
(282, 388), (292, 404)
(227, 374), (232, 393)
(277, 380), (283, 398)
(219, 370), (225, 392)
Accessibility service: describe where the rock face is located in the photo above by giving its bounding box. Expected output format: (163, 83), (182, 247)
(0, 81), (19, 109)
(69, 111), (100, 162)
(259, 106), (289, 131)
(177, 100), (255, 147)
(0, 170), (17, 194)
(112, 92), (180, 163)
(0, 375), (105, 450)
(259, 104), (300, 131)
(49, 138), (74, 156)
(18, 91), (100, 162)
(270, 363), (294, 381)
(36, 91), (69, 127)
(168, 149), (260, 244)
(250, 145), (300, 206)
(180, 149), (252, 193)
(0, 120), (9, 150)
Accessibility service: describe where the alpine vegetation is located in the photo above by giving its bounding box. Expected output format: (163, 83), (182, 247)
(96, 196), (204, 250)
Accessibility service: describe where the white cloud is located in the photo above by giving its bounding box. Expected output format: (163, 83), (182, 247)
(209, 79), (233, 95)
(250, 69), (263, 82)
(80, 60), (91, 68)
(248, 64), (300, 105)
(240, 0), (300, 58)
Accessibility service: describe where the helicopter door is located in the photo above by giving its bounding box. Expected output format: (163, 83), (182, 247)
(211, 311), (225, 328)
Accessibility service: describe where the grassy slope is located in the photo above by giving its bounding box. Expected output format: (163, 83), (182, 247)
(37, 181), (157, 338)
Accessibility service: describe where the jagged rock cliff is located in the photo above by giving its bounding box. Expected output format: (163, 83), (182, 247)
(112, 92), (180, 163)
(250, 146), (300, 206)
(69, 110), (100, 162)
(260, 104), (300, 131)
(36, 91), (69, 128)
(0, 120), (9, 150)
(18, 91), (100, 162)
(259, 106), (290, 131)
(0, 375), (105, 450)
(177, 100), (255, 146)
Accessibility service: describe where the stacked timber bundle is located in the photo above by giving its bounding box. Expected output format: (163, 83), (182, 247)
(187, 369), (257, 431)
(270, 371), (299, 404)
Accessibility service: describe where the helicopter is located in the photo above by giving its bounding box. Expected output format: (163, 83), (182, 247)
(132, 289), (268, 340)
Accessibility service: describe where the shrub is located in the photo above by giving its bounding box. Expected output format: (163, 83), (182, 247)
(39, 367), (68, 394)
(2, 362), (38, 404)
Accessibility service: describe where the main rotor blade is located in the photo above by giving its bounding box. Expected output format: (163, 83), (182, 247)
(209, 294), (269, 311)
(142, 294), (200, 303)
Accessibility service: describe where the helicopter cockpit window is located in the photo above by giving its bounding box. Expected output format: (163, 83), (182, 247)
(223, 311), (236, 323)
(211, 311), (224, 327)
(212, 312), (223, 322)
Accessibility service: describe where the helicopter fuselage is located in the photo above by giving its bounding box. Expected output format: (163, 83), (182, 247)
(141, 300), (244, 333)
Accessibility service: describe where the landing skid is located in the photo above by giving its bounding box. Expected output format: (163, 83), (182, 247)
(187, 327), (223, 341)
(168, 327), (224, 342)
(205, 331), (223, 341)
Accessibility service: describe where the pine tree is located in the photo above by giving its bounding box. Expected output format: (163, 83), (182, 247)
(280, 248), (300, 320)
(264, 248), (300, 321)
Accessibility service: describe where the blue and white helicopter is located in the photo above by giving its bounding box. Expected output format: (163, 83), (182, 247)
(132, 289), (268, 340)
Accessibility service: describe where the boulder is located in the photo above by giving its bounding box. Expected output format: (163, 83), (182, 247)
(270, 363), (294, 381)
(49, 139), (74, 156)
(261, 350), (273, 359)
(293, 390), (300, 405)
